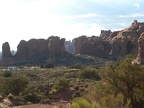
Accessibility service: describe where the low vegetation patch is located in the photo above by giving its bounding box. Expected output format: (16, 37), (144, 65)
(78, 68), (100, 80)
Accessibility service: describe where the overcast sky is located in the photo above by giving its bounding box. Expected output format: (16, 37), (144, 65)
(0, 0), (144, 51)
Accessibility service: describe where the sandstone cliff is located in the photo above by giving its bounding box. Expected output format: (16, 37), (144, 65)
(1, 20), (144, 65)
(72, 20), (144, 63)
(2, 36), (69, 65)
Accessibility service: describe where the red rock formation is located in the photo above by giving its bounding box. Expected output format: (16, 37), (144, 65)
(109, 20), (144, 57)
(2, 36), (68, 65)
(100, 30), (112, 40)
(1, 20), (144, 65)
(135, 32), (144, 64)
(80, 38), (111, 57)
(2, 42), (14, 65)
(48, 36), (67, 61)
(74, 36), (88, 54)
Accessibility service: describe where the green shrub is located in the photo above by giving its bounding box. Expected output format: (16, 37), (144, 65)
(54, 79), (69, 91)
(24, 93), (41, 103)
(3, 71), (12, 77)
(0, 76), (29, 95)
(72, 91), (81, 98)
(43, 63), (54, 68)
(71, 98), (92, 108)
(68, 65), (82, 69)
(78, 68), (100, 80)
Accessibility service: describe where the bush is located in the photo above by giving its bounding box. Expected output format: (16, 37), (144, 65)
(72, 91), (81, 98)
(71, 98), (92, 108)
(24, 93), (41, 103)
(54, 79), (69, 91)
(3, 71), (12, 77)
(0, 76), (29, 95)
(78, 68), (100, 80)
(68, 65), (82, 69)
(41, 64), (54, 68)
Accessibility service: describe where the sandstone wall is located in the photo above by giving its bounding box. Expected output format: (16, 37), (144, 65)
(2, 36), (68, 65)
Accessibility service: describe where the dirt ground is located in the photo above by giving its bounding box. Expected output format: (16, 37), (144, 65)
(14, 102), (70, 108)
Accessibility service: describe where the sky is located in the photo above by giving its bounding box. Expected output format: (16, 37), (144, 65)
(0, 0), (144, 51)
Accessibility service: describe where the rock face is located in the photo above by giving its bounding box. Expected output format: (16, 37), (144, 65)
(80, 37), (111, 57)
(2, 36), (69, 65)
(109, 20), (144, 57)
(2, 42), (14, 65)
(15, 39), (48, 62)
(2, 20), (144, 65)
(48, 36), (67, 61)
(74, 36), (88, 54)
(72, 20), (144, 60)
(100, 30), (112, 40)
(135, 32), (144, 64)
(110, 30), (138, 57)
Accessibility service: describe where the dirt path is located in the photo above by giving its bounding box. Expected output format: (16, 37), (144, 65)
(13, 102), (70, 108)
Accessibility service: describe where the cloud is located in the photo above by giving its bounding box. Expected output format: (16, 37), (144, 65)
(69, 13), (97, 19)
(0, 0), (144, 51)
(119, 13), (144, 18)
(134, 3), (140, 8)
(0, 0), (102, 51)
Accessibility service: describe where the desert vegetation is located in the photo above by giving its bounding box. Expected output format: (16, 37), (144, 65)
(70, 55), (144, 108)
(0, 55), (143, 108)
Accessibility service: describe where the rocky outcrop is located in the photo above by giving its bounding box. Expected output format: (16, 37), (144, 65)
(100, 30), (112, 40)
(2, 20), (144, 65)
(80, 38), (111, 57)
(15, 39), (48, 62)
(71, 20), (144, 59)
(110, 30), (138, 57)
(48, 36), (67, 61)
(1, 36), (69, 65)
(2, 42), (14, 65)
(74, 36), (88, 54)
(134, 32), (144, 64)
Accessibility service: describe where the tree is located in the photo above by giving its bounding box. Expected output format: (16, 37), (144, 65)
(101, 55), (144, 108)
